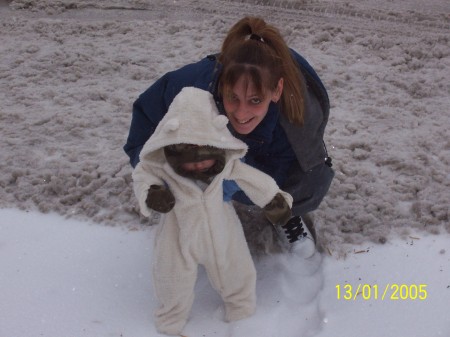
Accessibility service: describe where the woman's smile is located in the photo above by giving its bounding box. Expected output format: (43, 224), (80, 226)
(223, 75), (282, 135)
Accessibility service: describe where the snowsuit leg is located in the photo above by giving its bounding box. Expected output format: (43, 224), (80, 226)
(203, 205), (257, 322)
(152, 214), (198, 335)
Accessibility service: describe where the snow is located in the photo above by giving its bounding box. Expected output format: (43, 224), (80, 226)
(0, 0), (449, 336)
(1, 208), (449, 337)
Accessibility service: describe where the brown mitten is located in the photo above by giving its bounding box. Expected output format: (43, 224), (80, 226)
(263, 192), (292, 226)
(146, 185), (175, 213)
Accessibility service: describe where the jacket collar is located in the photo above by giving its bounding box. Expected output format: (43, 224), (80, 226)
(235, 103), (280, 145)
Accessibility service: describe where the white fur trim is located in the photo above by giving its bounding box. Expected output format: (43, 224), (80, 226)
(213, 115), (229, 130)
(163, 118), (180, 132)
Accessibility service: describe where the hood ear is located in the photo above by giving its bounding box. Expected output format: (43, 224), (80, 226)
(163, 118), (180, 133)
(213, 115), (229, 130)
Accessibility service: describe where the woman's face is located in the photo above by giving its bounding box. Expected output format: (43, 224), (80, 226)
(223, 76), (283, 135)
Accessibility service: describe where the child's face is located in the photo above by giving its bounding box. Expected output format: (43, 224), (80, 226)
(181, 159), (217, 172)
(164, 144), (225, 181)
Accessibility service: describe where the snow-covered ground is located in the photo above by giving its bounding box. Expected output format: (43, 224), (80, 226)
(1, 208), (449, 337)
(0, 0), (449, 336)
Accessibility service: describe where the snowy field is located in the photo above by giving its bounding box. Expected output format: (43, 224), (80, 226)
(1, 209), (449, 337)
(0, 0), (449, 336)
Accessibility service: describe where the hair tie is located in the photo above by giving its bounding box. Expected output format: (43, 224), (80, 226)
(248, 33), (265, 43)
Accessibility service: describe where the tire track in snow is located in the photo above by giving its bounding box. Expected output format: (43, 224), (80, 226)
(2, 0), (448, 33)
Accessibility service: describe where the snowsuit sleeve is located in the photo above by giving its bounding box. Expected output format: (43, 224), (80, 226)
(229, 160), (293, 209)
(132, 162), (165, 217)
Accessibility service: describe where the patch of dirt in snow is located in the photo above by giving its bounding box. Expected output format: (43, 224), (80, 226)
(0, 0), (449, 253)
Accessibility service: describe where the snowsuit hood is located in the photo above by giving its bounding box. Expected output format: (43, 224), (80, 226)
(139, 86), (247, 166)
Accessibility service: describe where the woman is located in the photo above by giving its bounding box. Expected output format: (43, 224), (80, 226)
(124, 16), (334, 250)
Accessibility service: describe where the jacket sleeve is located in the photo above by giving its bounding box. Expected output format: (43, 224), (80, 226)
(281, 48), (331, 172)
(229, 160), (293, 209)
(132, 162), (165, 217)
(123, 56), (218, 168)
(290, 48), (330, 113)
(123, 75), (174, 168)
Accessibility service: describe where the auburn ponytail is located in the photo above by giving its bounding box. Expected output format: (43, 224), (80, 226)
(218, 17), (305, 126)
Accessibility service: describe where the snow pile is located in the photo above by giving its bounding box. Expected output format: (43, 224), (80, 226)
(0, 0), (449, 254)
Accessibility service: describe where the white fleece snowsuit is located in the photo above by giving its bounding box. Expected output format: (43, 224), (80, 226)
(132, 87), (292, 335)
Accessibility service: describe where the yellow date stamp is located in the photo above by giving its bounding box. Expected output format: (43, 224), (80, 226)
(336, 284), (428, 301)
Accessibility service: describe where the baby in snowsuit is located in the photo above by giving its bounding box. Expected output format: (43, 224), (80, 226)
(132, 87), (293, 335)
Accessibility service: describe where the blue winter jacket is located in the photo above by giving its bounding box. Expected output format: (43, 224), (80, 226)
(124, 50), (333, 209)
